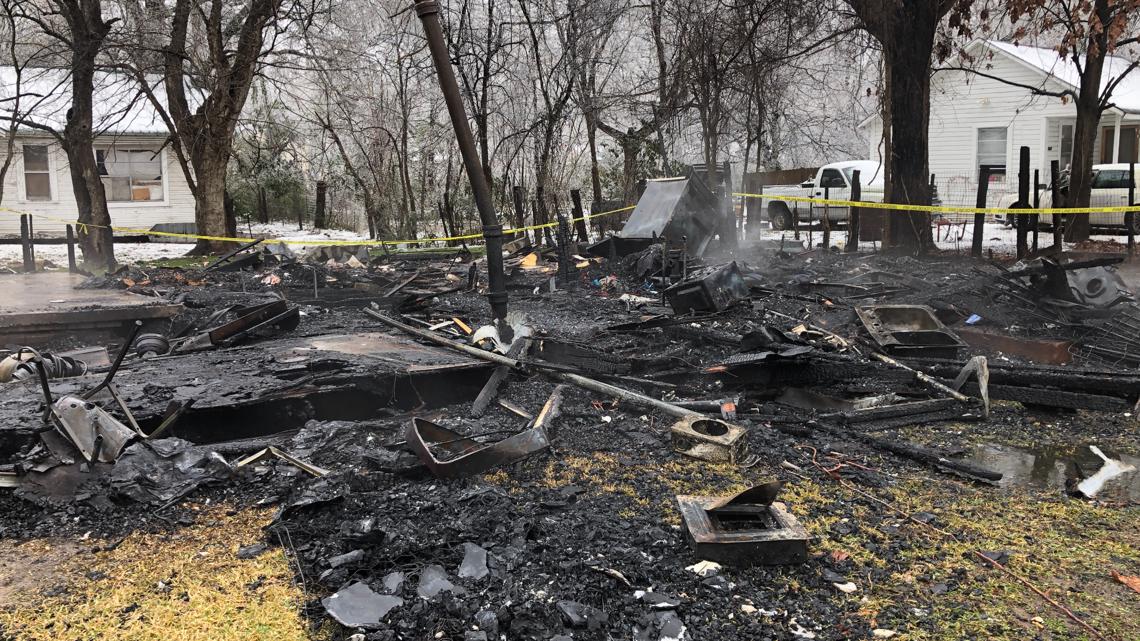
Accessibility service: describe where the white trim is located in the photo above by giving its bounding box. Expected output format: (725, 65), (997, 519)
(1113, 113), (1124, 163)
(974, 124), (1010, 172)
(17, 141), (59, 204)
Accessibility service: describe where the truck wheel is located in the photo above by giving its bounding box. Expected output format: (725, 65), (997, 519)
(769, 204), (793, 230)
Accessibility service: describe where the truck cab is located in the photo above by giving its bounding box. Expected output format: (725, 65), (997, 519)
(763, 161), (884, 230)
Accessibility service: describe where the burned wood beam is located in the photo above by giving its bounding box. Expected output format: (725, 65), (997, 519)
(911, 360), (1140, 399)
(957, 383), (1131, 413)
(819, 397), (969, 425)
(364, 308), (702, 420)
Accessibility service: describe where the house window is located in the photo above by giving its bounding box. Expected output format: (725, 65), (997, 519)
(1100, 126), (1140, 164)
(1060, 124), (1073, 168)
(96, 146), (163, 202)
(23, 144), (51, 201)
(977, 127), (1008, 174)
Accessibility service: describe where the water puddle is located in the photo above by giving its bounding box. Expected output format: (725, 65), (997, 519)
(960, 443), (1140, 504)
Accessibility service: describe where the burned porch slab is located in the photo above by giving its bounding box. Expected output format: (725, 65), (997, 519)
(0, 272), (183, 344)
(0, 330), (491, 455)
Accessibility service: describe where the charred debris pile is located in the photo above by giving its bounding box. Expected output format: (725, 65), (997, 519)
(1, 225), (1139, 640)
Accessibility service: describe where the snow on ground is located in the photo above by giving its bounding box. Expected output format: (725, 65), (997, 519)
(750, 222), (1131, 257)
(0, 221), (1132, 271)
(0, 221), (375, 271)
(0, 240), (193, 271)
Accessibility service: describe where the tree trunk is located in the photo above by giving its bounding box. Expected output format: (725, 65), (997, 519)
(620, 137), (640, 205)
(190, 152), (230, 255)
(585, 109), (603, 203)
(1065, 52), (1107, 242)
(883, 20), (934, 252)
(257, 186), (269, 224)
(59, 0), (114, 271)
(313, 180), (328, 229)
(63, 141), (115, 271)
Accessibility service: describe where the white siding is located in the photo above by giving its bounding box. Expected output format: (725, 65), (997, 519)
(0, 134), (195, 236)
(862, 48), (1140, 214)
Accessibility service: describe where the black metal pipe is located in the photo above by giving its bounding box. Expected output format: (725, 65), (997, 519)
(414, 0), (508, 323)
(84, 320), (143, 400)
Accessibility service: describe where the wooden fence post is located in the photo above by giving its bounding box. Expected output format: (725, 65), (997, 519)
(822, 186), (831, 250)
(1128, 162), (1136, 258)
(1032, 168), (1040, 253)
(1051, 160), (1063, 250)
(1015, 146), (1030, 259)
(971, 167), (991, 257)
(20, 215), (33, 272)
(66, 224), (78, 273)
(848, 170), (861, 253)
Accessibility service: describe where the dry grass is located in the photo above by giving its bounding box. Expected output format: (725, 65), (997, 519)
(0, 505), (312, 641)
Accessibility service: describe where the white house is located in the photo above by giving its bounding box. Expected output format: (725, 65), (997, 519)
(0, 67), (195, 236)
(860, 40), (1140, 207)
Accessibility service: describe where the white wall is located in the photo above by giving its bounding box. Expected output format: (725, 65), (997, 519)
(0, 134), (195, 236)
(861, 48), (1140, 213)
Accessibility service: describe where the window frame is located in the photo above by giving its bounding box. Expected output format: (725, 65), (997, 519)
(818, 168), (847, 190)
(95, 144), (169, 206)
(976, 126), (1009, 176)
(20, 143), (54, 203)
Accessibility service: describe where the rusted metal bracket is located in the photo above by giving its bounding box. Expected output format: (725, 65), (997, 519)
(407, 417), (550, 478)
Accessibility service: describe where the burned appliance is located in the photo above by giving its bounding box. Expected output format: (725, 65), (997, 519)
(856, 305), (965, 359)
(677, 482), (810, 566)
(664, 262), (749, 314)
(1041, 258), (1132, 309)
(32, 322), (190, 463)
(603, 171), (723, 257)
(669, 415), (748, 463)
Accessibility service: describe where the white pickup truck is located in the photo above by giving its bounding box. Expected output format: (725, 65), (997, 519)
(995, 163), (1138, 228)
(759, 160), (885, 230)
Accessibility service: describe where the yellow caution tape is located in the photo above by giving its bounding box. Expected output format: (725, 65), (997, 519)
(733, 192), (1139, 216)
(1, 204), (635, 247)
